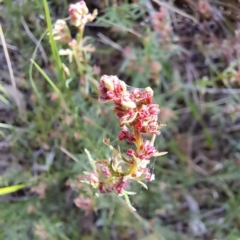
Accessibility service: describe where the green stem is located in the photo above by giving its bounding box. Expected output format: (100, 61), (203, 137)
(77, 28), (83, 43)
(72, 46), (83, 77)
(121, 155), (133, 164)
(70, 27), (84, 79)
(77, 28), (90, 95)
(133, 127), (143, 153)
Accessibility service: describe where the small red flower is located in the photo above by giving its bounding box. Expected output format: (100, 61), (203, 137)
(137, 141), (157, 160)
(113, 177), (129, 194)
(99, 75), (126, 102)
(131, 104), (160, 134)
(148, 104), (161, 115)
(117, 109), (138, 126)
(118, 127), (136, 143)
(130, 87), (153, 105)
(101, 166), (112, 178)
(86, 172), (99, 185)
(99, 182), (112, 194)
(126, 149), (135, 157)
(143, 168), (155, 181)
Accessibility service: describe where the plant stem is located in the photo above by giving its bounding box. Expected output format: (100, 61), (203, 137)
(72, 46), (83, 77)
(133, 127), (143, 153)
(76, 28), (84, 77)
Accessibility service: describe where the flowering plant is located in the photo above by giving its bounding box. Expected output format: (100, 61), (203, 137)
(52, 1), (98, 94)
(83, 75), (167, 210)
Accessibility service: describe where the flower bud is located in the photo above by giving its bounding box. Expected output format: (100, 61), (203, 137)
(101, 75), (114, 90)
(118, 127), (136, 143)
(145, 172), (155, 181)
(137, 141), (157, 160)
(86, 173), (99, 185)
(99, 75), (127, 102)
(101, 166), (112, 178)
(148, 104), (160, 115)
(120, 97), (136, 109)
(145, 87), (153, 95)
(126, 149), (135, 157)
(53, 20), (71, 43)
(69, 1), (98, 29)
(92, 9), (98, 18)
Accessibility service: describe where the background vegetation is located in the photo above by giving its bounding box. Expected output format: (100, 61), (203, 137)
(1, 0), (240, 239)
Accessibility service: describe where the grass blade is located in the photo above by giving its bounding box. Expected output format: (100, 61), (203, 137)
(29, 29), (48, 101)
(0, 184), (26, 195)
(31, 60), (61, 97)
(42, 0), (64, 80)
(31, 59), (69, 112)
(0, 123), (15, 129)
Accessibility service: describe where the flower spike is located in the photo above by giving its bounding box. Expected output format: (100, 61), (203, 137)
(84, 75), (167, 202)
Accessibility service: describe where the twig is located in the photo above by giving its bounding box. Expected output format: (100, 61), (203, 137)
(185, 195), (207, 236)
(0, 24), (17, 90)
(176, 97), (230, 114)
(86, 22), (107, 27)
(200, 207), (225, 219)
(144, 0), (156, 27)
(0, 70), (22, 85)
(97, 33), (123, 52)
(0, 24), (24, 118)
(186, 85), (240, 94)
(32, 163), (48, 172)
(117, 196), (153, 236)
(193, 124), (240, 142)
(20, 17), (48, 65)
(99, 19), (142, 38)
(59, 146), (79, 163)
(153, 0), (197, 23)
(0, 41), (17, 51)
(226, 124), (240, 133)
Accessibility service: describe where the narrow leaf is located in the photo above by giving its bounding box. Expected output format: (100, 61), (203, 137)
(138, 181), (148, 190)
(84, 149), (96, 171)
(123, 191), (136, 211)
(0, 184), (26, 195)
(42, 0), (64, 80)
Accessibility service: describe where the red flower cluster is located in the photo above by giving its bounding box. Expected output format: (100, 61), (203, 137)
(85, 160), (130, 194)
(100, 75), (160, 136)
(118, 126), (136, 143)
(84, 75), (166, 196)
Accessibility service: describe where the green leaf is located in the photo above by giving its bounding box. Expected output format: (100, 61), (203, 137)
(124, 191), (137, 195)
(42, 0), (64, 80)
(31, 59), (70, 112)
(0, 184), (26, 195)
(84, 149), (96, 171)
(123, 191), (136, 211)
(138, 181), (148, 190)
